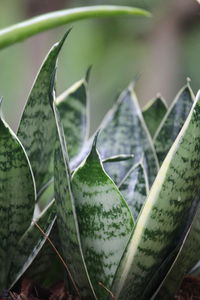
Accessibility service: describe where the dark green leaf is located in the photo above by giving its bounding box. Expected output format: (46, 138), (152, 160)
(112, 91), (200, 300)
(17, 31), (69, 193)
(72, 137), (134, 299)
(154, 83), (194, 164)
(142, 95), (167, 137)
(97, 84), (158, 186)
(0, 115), (35, 288)
(56, 72), (89, 160)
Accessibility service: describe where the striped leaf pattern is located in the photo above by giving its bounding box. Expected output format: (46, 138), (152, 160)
(17, 31), (69, 193)
(155, 203), (200, 299)
(142, 96), (167, 137)
(154, 83), (194, 164)
(56, 72), (89, 160)
(97, 85), (158, 186)
(112, 91), (200, 300)
(53, 101), (95, 299)
(0, 115), (35, 289)
(8, 200), (56, 289)
(72, 137), (134, 299)
(119, 162), (149, 221)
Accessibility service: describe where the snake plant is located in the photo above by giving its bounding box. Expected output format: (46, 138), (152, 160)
(0, 6), (200, 300)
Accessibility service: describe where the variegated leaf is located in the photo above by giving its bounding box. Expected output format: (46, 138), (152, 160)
(142, 96), (167, 137)
(0, 114), (36, 289)
(72, 136), (134, 299)
(53, 99), (96, 299)
(8, 200), (56, 289)
(154, 83), (194, 164)
(24, 221), (66, 288)
(155, 202), (200, 299)
(97, 84), (158, 186)
(119, 162), (149, 221)
(37, 178), (54, 211)
(17, 31), (69, 193)
(56, 69), (90, 160)
(112, 91), (200, 300)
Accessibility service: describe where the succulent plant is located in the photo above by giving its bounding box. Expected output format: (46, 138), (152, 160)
(0, 6), (200, 300)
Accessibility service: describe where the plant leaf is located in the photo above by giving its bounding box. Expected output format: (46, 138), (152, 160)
(0, 115), (36, 288)
(23, 221), (66, 288)
(142, 96), (167, 137)
(56, 72), (89, 160)
(154, 83), (194, 164)
(71, 136), (134, 299)
(53, 100), (96, 299)
(97, 84), (159, 186)
(0, 6), (151, 50)
(17, 31), (69, 193)
(8, 200), (56, 289)
(112, 91), (200, 300)
(37, 178), (54, 211)
(119, 162), (149, 221)
(154, 202), (200, 299)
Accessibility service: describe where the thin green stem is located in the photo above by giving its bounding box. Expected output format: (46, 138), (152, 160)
(0, 5), (151, 50)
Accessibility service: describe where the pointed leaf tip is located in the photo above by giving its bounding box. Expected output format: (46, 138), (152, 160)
(85, 65), (92, 83)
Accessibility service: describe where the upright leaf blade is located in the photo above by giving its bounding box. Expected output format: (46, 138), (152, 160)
(97, 85), (158, 186)
(142, 96), (167, 137)
(56, 73), (89, 160)
(112, 91), (200, 300)
(0, 116), (35, 288)
(8, 200), (56, 289)
(154, 83), (194, 164)
(53, 101), (96, 299)
(72, 138), (134, 299)
(17, 31), (69, 193)
(119, 162), (149, 221)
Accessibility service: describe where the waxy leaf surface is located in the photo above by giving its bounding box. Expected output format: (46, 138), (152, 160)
(0, 116), (35, 288)
(72, 140), (134, 299)
(112, 92), (200, 300)
(8, 200), (56, 288)
(97, 85), (158, 186)
(142, 96), (167, 137)
(154, 84), (194, 164)
(17, 32), (69, 193)
(119, 162), (149, 221)
(56, 74), (89, 160)
(53, 101), (95, 299)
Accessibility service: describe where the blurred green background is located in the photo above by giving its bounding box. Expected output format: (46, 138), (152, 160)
(0, 0), (199, 133)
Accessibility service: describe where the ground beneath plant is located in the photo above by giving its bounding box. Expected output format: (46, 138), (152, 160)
(1, 276), (200, 300)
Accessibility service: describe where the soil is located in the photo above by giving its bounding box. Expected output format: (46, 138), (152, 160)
(175, 276), (200, 300)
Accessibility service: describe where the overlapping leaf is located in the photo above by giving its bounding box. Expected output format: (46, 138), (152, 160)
(56, 69), (90, 160)
(0, 114), (35, 288)
(119, 162), (149, 221)
(142, 96), (167, 137)
(97, 84), (158, 186)
(17, 31), (69, 193)
(72, 137), (134, 299)
(154, 83), (194, 164)
(8, 200), (56, 289)
(112, 91), (200, 300)
(53, 100), (96, 299)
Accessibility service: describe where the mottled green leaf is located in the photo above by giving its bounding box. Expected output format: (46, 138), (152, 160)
(0, 115), (36, 288)
(72, 137), (134, 299)
(154, 83), (194, 164)
(119, 162), (149, 221)
(8, 200), (56, 289)
(155, 203), (200, 299)
(37, 178), (54, 211)
(97, 84), (159, 186)
(17, 31), (69, 193)
(53, 100), (96, 299)
(24, 221), (66, 288)
(112, 91), (200, 300)
(56, 71), (90, 160)
(142, 95), (167, 137)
